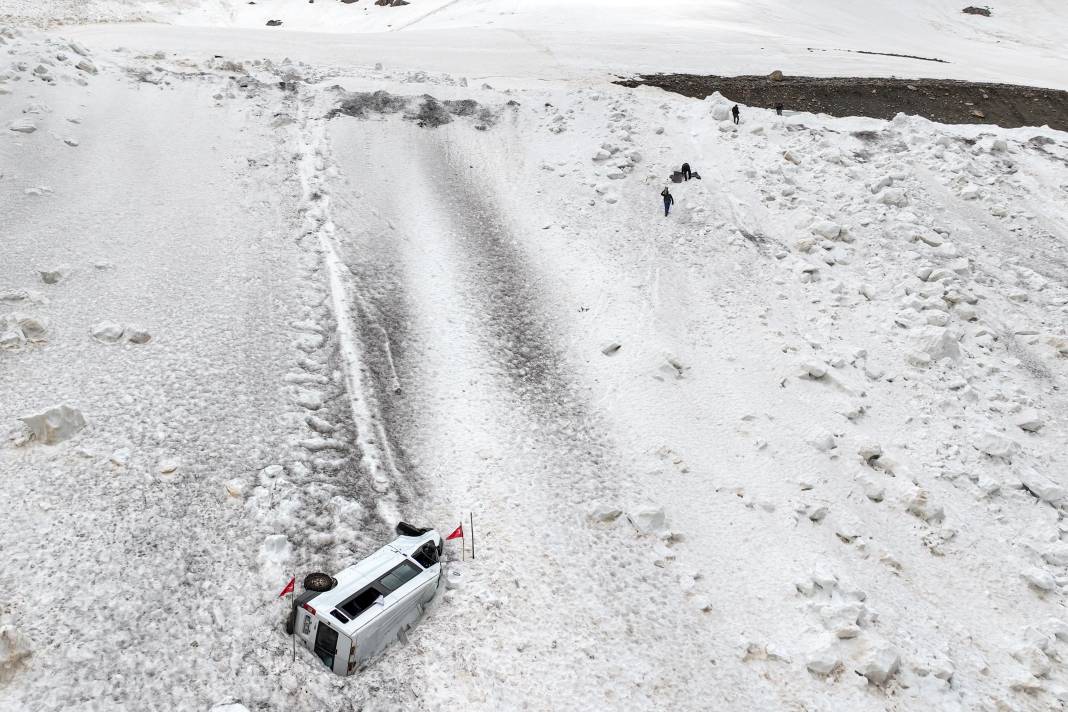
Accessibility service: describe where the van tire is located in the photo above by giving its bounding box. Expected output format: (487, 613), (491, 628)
(304, 572), (337, 592)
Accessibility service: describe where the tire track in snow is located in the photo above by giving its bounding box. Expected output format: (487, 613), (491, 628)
(321, 117), (744, 710)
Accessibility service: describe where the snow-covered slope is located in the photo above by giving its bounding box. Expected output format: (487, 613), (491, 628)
(2, 2), (1068, 711)
(7, 0), (1068, 87)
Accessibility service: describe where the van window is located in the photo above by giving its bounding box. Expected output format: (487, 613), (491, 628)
(340, 587), (384, 619)
(378, 560), (421, 593)
(314, 622), (339, 669)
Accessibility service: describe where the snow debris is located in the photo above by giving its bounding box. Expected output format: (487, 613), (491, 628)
(125, 325), (152, 344)
(627, 505), (668, 535)
(857, 644), (901, 685)
(209, 704), (250, 712)
(38, 266), (70, 284)
(975, 431), (1015, 460)
(8, 118), (36, 133)
(587, 502), (623, 523)
(600, 342), (622, 356)
(856, 473), (886, 502)
(89, 321), (124, 343)
(1013, 409), (1045, 433)
(0, 620), (33, 684)
(18, 404), (86, 445)
(800, 360), (828, 379)
(158, 458), (180, 474)
(905, 489), (944, 524)
(810, 220), (842, 240)
(1017, 468), (1066, 506)
(805, 645), (841, 675)
(109, 448), (131, 466)
(877, 188), (908, 207)
(1021, 568), (1057, 592)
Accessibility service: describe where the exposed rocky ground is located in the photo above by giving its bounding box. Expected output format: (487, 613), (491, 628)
(617, 74), (1068, 132)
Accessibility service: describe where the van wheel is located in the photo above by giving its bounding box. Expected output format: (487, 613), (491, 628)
(304, 572), (337, 592)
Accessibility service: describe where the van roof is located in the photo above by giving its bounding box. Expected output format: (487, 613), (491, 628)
(310, 530), (438, 634)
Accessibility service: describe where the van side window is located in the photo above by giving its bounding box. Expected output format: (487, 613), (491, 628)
(412, 541), (439, 568)
(340, 587), (383, 618)
(378, 560), (421, 593)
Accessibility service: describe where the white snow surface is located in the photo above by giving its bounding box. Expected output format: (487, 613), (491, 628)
(2, 3), (1068, 712)
(4, 0), (1068, 86)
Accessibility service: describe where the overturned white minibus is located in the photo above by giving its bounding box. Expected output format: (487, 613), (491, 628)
(286, 523), (444, 675)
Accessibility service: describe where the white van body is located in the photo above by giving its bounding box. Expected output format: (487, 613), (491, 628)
(288, 526), (444, 675)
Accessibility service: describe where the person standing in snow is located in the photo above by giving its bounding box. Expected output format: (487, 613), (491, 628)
(661, 187), (674, 217)
(731, 104), (740, 124)
(681, 162), (692, 181)
(775, 102), (784, 116)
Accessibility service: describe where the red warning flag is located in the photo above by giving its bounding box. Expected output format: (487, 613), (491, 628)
(278, 576), (296, 598)
(446, 524), (464, 541)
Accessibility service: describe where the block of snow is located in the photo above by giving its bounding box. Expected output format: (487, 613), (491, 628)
(856, 473), (885, 502)
(90, 321), (124, 343)
(911, 326), (960, 361)
(628, 505), (668, 535)
(1013, 410), (1045, 433)
(800, 361), (827, 379)
(210, 704), (250, 712)
(19, 404), (86, 444)
(877, 188), (908, 207)
(0, 329), (25, 350)
(810, 220), (842, 240)
(8, 119), (36, 133)
(260, 534), (292, 566)
(1012, 644), (1052, 677)
(0, 622), (33, 683)
(4, 314), (47, 342)
(110, 448), (130, 466)
(38, 266), (69, 284)
(857, 645), (901, 685)
(1042, 544), (1068, 567)
(588, 503), (622, 523)
(1018, 468), (1065, 505)
(906, 489), (944, 523)
(805, 646), (840, 675)
(858, 443), (883, 464)
(293, 390), (324, 410)
(125, 325), (151, 344)
(74, 59), (97, 75)
(158, 458), (179, 474)
(808, 433), (837, 452)
(1022, 567), (1057, 592)
(976, 431), (1015, 460)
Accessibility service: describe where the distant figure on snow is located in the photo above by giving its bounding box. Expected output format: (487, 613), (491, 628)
(681, 162), (692, 181)
(775, 102), (784, 116)
(661, 187), (674, 217)
(732, 105), (740, 124)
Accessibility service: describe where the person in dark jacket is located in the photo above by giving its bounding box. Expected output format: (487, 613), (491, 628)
(681, 162), (692, 181)
(731, 104), (740, 124)
(775, 102), (784, 116)
(661, 187), (674, 217)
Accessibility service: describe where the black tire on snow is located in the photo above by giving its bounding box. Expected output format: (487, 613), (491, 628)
(304, 572), (337, 592)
